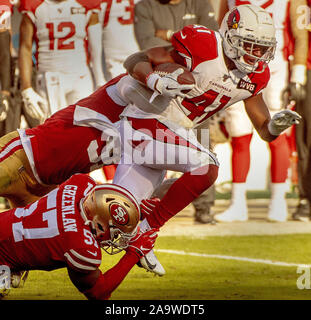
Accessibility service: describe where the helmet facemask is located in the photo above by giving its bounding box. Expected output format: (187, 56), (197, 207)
(100, 225), (138, 255)
(220, 5), (277, 74)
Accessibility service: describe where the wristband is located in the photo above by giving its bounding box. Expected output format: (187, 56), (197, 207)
(146, 73), (161, 91)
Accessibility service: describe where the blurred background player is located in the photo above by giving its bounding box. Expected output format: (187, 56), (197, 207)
(292, 0), (311, 221)
(100, 0), (140, 80)
(98, 0), (141, 182)
(18, 0), (106, 125)
(215, 0), (308, 223)
(133, 0), (219, 224)
(0, 173), (158, 299)
(0, 0), (21, 135)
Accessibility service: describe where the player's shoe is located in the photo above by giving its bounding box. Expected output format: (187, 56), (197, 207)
(11, 271), (29, 288)
(214, 204), (248, 222)
(138, 249), (166, 276)
(267, 199), (288, 222)
(292, 199), (310, 222)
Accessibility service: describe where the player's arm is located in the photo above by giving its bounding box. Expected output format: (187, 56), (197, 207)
(124, 46), (194, 99)
(87, 12), (106, 88)
(244, 93), (301, 142)
(18, 14), (33, 91)
(288, 0), (308, 101)
(18, 13), (48, 121)
(68, 229), (158, 300)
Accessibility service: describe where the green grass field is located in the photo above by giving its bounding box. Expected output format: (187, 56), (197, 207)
(4, 233), (311, 300)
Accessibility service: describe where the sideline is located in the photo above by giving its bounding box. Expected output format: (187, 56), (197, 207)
(155, 249), (311, 268)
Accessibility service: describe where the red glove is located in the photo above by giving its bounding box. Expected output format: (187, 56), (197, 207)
(126, 228), (159, 258)
(140, 198), (160, 219)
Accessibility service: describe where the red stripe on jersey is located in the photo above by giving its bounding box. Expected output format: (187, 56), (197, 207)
(0, 137), (22, 162)
(127, 117), (202, 152)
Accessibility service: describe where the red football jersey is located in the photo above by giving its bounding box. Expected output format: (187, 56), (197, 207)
(0, 174), (102, 273)
(19, 76), (126, 185)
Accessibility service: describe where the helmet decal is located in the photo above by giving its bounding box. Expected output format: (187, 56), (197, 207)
(227, 8), (240, 30)
(110, 203), (129, 225)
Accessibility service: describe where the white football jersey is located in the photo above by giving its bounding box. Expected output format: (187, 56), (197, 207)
(100, 0), (139, 61)
(107, 25), (270, 129)
(20, 0), (101, 73)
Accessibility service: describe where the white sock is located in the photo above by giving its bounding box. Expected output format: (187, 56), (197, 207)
(230, 183), (247, 207)
(270, 183), (287, 204)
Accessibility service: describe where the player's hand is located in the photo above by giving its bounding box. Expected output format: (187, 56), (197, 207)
(268, 110), (302, 136)
(0, 92), (10, 122)
(126, 228), (159, 259)
(140, 198), (160, 220)
(21, 87), (49, 122)
(147, 69), (195, 101)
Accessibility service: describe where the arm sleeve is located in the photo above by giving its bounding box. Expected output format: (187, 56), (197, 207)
(0, 30), (11, 91)
(134, 1), (170, 50)
(82, 251), (139, 300)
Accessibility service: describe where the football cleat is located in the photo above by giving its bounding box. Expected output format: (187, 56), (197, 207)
(138, 249), (165, 276)
(11, 270), (29, 288)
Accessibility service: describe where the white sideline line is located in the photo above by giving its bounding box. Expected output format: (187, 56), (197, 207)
(155, 249), (311, 268)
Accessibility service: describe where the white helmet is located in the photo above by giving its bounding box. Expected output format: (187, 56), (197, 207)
(219, 4), (276, 74)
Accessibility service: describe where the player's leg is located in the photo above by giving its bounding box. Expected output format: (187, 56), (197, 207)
(263, 58), (290, 221)
(115, 117), (219, 274)
(215, 102), (253, 222)
(0, 131), (54, 208)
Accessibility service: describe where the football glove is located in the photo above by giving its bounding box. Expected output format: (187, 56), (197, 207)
(21, 87), (49, 122)
(140, 198), (160, 219)
(126, 228), (159, 259)
(268, 110), (302, 136)
(147, 69), (195, 102)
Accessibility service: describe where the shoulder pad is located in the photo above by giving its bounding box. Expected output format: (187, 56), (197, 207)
(171, 25), (219, 71)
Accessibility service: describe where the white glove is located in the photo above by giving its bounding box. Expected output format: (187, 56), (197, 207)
(268, 110), (302, 136)
(146, 68), (195, 102)
(21, 88), (49, 122)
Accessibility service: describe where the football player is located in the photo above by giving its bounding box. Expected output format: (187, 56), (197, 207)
(0, 173), (158, 300)
(18, 0), (106, 123)
(106, 4), (301, 274)
(215, 0), (308, 222)
(100, 0), (140, 80)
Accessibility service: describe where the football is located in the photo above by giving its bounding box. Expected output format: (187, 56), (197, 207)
(153, 63), (195, 89)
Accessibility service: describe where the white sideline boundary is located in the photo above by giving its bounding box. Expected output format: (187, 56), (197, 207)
(155, 249), (311, 268)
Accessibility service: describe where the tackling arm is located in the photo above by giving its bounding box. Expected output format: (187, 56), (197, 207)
(68, 252), (139, 300)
